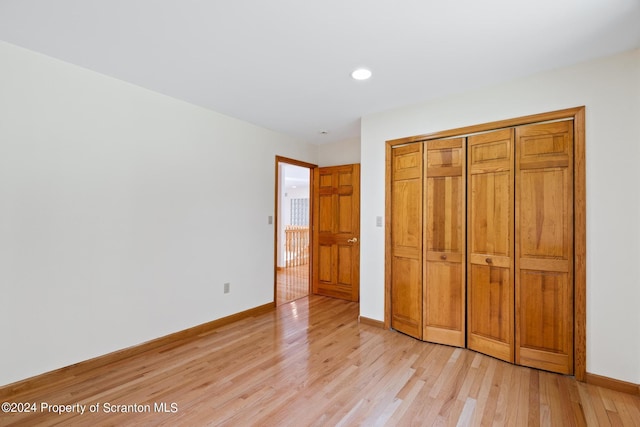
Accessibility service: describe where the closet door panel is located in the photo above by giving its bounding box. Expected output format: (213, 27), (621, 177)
(392, 180), (422, 250)
(469, 172), (512, 256)
(425, 261), (463, 344)
(468, 264), (512, 362)
(519, 168), (571, 259)
(391, 256), (422, 338)
(518, 271), (572, 373)
(391, 144), (423, 339)
(467, 129), (514, 363)
(424, 138), (465, 347)
(426, 177), (464, 253)
(516, 121), (574, 374)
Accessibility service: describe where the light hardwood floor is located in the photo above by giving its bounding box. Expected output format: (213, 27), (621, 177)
(2, 296), (639, 426)
(276, 264), (309, 306)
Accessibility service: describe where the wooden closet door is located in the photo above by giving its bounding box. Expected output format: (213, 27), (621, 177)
(424, 138), (466, 347)
(467, 129), (514, 363)
(515, 121), (574, 374)
(390, 144), (423, 339)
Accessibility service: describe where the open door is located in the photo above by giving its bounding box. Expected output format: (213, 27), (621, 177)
(313, 164), (360, 301)
(275, 156), (316, 306)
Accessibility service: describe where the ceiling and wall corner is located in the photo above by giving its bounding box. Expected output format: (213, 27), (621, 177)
(0, 0), (638, 145)
(318, 138), (361, 167)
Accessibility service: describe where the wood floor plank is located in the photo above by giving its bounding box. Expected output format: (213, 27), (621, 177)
(619, 393), (640, 426)
(386, 378), (426, 426)
(277, 264), (310, 306)
(2, 295), (640, 426)
(528, 369), (541, 427)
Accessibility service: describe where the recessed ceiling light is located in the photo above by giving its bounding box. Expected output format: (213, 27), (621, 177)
(351, 68), (372, 80)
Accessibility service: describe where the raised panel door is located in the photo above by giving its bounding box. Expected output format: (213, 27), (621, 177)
(424, 138), (466, 347)
(515, 121), (574, 374)
(467, 129), (515, 363)
(390, 144), (423, 339)
(313, 164), (360, 301)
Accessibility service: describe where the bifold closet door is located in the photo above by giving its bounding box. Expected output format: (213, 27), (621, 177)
(424, 138), (466, 347)
(515, 121), (574, 374)
(467, 129), (515, 363)
(390, 144), (423, 339)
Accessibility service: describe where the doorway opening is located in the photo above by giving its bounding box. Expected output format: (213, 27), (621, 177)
(275, 157), (316, 306)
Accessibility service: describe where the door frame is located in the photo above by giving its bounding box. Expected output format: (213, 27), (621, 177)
(385, 106), (586, 381)
(274, 156), (317, 305)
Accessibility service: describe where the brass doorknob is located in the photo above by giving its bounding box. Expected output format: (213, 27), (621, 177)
(348, 237), (358, 243)
(441, 254), (447, 260)
(486, 258), (492, 264)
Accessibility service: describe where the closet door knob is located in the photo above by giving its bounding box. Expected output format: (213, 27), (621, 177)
(440, 254), (447, 260)
(485, 258), (492, 264)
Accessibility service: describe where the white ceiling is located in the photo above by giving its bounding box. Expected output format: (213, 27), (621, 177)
(282, 163), (310, 192)
(1, 0), (639, 145)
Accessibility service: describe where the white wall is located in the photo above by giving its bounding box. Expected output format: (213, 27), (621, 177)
(0, 41), (318, 386)
(360, 49), (640, 384)
(318, 138), (361, 167)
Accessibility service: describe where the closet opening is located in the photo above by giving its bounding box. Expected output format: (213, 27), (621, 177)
(384, 107), (586, 379)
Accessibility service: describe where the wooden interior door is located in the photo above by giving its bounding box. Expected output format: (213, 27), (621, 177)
(467, 129), (515, 363)
(313, 164), (360, 301)
(389, 144), (423, 339)
(515, 121), (574, 374)
(423, 138), (466, 347)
